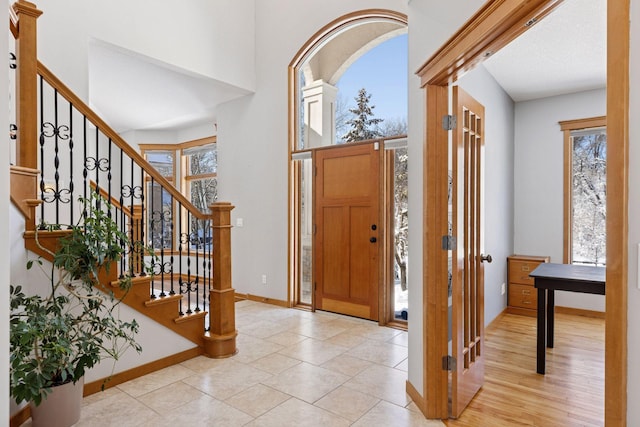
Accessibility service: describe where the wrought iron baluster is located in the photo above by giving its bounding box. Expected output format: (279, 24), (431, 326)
(82, 117), (87, 218)
(159, 184), (165, 297)
(178, 207), (183, 307)
(125, 157), (136, 277)
(107, 138), (112, 219)
(194, 218), (201, 313)
(205, 218), (212, 317)
(169, 195), (175, 296)
(119, 149), (125, 279)
(94, 127), (99, 193)
(38, 76), (44, 228)
(53, 89), (59, 224)
(150, 177), (156, 299)
(139, 165), (146, 277)
(68, 101), (74, 227)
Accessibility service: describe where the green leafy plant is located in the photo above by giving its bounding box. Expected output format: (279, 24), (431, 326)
(10, 193), (152, 406)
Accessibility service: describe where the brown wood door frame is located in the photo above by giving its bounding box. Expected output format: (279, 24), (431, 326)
(415, 0), (629, 423)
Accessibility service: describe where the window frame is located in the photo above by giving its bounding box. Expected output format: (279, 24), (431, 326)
(140, 136), (217, 252)
(559, 116), (607, 264)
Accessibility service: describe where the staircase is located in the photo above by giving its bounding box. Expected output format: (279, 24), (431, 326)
(8, 0), (237, 359)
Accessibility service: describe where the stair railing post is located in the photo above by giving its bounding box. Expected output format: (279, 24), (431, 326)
(13, 0), (42, 170)
(203, 202), (237, 358)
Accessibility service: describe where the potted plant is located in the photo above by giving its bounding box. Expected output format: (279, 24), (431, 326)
(10, 193), (150, 427)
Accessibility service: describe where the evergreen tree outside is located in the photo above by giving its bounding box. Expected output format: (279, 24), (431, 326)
(343, 88), (384, 142)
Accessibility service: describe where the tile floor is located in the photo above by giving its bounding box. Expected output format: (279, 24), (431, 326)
(22, 300), (445, 427)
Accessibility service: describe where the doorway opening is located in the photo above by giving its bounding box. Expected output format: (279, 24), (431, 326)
(414, 0), (626, 423)
(288, 10), (408, 325)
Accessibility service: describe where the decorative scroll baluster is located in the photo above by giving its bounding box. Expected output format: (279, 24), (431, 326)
(178, 208), (183, 300)
(107, 139), (112, 218)
(169, 194), (175, 296)
(82, 117), (87, 212)
(38, 75), (44, 227)
(52, 89), (59, 224)
(139, 166), (146, 277)
(186, 210), (193, 314)
(118, 148), (125, 279)
(68, 101), (74, 227)
(150, 177), (156, 299)
(204, 219), (212, 317)
(194, 218), (201, 313)
(128, 158), (135, 276)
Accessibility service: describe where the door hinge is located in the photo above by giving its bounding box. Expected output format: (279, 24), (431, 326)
(314, 282), (317, 291)
(442, 355), (457, 372)
(314, 166), (318, 176)
(313, 224), (317, 235)
(442, 235), (457, 251)
(442, 114), (457, 131)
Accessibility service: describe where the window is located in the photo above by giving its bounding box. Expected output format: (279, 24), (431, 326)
(182, 143), (218, 213)
(140, 137), (217, 251)
(182, 143), (218, 250)
(560, 117), (606, 265)
(144, 150), (175, 250)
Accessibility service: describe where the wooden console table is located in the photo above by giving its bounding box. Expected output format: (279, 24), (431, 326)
(529, 263), (605, 374)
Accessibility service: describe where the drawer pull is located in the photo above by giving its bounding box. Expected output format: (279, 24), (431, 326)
(521, 290), (530, 295)
(521, 265), (530, 272)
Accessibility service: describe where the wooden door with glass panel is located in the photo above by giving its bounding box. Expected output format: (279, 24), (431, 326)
(450, 86), (489, 418)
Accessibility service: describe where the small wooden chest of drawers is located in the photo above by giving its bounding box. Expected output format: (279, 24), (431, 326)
(506, 255), (550, 316)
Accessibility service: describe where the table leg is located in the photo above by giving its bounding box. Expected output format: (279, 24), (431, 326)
(547, 289), (554, 348)
(536, 288), (545, 374)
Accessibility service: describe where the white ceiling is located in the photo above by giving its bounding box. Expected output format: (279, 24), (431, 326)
(87, 0), (606, 134)
(88, 40), (252, 134)
(483, 0), (606, 102)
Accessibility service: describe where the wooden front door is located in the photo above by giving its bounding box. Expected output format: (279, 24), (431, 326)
(450, 86), (486, 417)
(313, 142), (380, 321)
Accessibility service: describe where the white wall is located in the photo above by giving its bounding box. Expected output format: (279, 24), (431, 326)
(514, 89), (606, 312)
(36, 0), (256, 99)
(406, 0), (485, 394)
(218, 0), (408, 301)
(2, 0), (10, 424)
(627, 1), (640, 423)
(458, 65), (515, 325)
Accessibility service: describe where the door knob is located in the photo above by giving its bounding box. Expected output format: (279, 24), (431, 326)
(480, 254), (492, 263)
(370, 237), (377, 243)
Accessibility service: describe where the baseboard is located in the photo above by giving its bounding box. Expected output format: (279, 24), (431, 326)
(486, 308), (508, 332)
(83, 346), (203, 396)
(235, 292), (290, 308)
(555, 305), (605, 319)
(406, 380), (426, 415)
(10, 406), (29, 427)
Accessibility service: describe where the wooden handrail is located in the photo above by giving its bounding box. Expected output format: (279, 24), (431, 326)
(36, 61), (211, 220)
(9, 3), (18, 38)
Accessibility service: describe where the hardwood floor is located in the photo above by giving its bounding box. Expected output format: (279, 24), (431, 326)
(444, 312), (604, 427)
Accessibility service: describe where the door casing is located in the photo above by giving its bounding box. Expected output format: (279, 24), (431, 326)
(414, 0), (629, 423)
